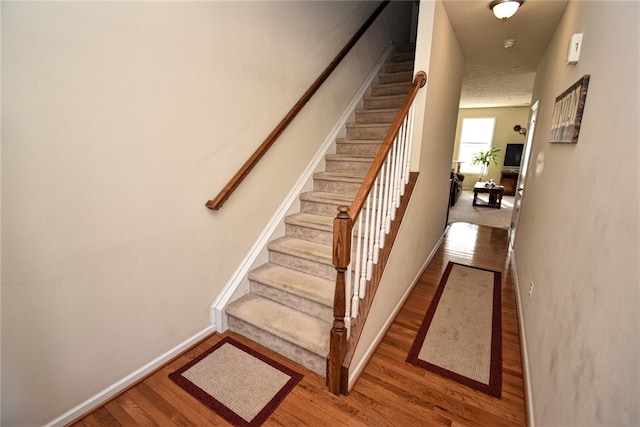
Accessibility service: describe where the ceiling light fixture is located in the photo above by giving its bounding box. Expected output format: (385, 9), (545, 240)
(489, 0), (524, 20)
(503, 39), (516, 48)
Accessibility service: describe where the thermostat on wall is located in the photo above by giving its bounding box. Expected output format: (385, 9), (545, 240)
(567, 33), (583, 65)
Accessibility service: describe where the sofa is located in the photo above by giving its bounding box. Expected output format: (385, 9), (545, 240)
(449, 172), (465, 206)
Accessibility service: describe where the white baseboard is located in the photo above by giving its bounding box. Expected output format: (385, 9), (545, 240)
(210, 44), (395, 333)
(511, 250), (535, 427)
(348, 229), (447, 390)
(43, 325), (216, 427)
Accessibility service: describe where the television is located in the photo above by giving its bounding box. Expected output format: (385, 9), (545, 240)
(503, 143), (524, 169)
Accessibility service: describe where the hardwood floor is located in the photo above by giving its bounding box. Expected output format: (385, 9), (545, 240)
(71, 222), (526, 426)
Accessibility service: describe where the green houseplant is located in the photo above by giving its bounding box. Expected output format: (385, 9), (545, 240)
(471, 147), (501, 182)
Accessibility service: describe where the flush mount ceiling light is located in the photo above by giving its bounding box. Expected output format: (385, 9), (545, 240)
(489, 0), (524, 20)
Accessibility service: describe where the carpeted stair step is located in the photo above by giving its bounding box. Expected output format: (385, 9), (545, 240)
(384, 59), (414, 73)
(335, 138), (384, 157)
(346, 122), (393, 140)
(378, 70), (413, 85)
(285, 212), (333, 245)
(325, 154), (374, 174)
(355, 108), (400, 124)
(371, 81), (413, 97)
(267, 236), (335, 281)
(248, 263), (334, 322)
(312, 171), (365, 195)
(388, 50), (415, 63)
(363, 94), (406, 110)
(300, 190), (354, 217)
(226, 294), (331, 376)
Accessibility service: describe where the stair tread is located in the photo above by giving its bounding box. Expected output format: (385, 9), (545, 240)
(335, 138), (384, 145)
(373, 81), (412, 88)
(346, 122), (392, 129)
(364, 93), (406, 100)
(355, 107), (400, 114)
(268, 236), (333, 265)
(227, 294), (331, 357)
(249, 263), (334, 307)
(285, 212), (333, 231)
(325, 153), (375, 162)
(314, 171), (366, 181)
(300, 191), (354, 205)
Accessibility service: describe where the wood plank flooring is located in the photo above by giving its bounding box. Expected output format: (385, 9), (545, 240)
(70, 222), (526, 426)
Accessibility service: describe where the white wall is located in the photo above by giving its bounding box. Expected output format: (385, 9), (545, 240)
(452, 107), (529, 187)
(514, 1), (639, 425)
(0, 1), (410, 424)
(350, 0), (465, 377)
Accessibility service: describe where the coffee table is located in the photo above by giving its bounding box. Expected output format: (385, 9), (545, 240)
(473, 182), (505, 209)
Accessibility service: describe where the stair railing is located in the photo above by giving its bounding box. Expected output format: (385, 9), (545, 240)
(206, 0), (390, 210)
(328, 70), (427, 395)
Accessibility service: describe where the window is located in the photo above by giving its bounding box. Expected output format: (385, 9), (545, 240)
(458, 118), (496, 174)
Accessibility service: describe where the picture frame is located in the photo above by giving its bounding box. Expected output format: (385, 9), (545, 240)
(549, 75), (590, 143)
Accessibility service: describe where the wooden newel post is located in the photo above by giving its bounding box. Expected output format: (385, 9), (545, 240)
(327, 205), (352, 395)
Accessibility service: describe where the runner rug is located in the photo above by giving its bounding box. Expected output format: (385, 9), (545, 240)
(169, 336), (303, 426)
(406, 261), (502, 397)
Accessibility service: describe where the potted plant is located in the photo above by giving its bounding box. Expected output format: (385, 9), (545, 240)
(471, 147), (501, 182)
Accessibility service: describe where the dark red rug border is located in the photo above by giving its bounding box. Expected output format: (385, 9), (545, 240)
(406, 261), (502, 398)
(169, 336), (303, 426)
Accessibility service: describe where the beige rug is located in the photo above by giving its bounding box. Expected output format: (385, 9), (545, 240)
(169, 337), (302, 426)
(406, 261), (502, 397)
(448, 190), (515, 229)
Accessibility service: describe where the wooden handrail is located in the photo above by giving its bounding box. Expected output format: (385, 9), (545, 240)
(327, 70), (427, 395)
(206, 0), (391, 210)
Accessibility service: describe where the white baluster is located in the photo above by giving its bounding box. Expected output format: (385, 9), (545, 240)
(352, 211), (363, 319)
(383, 153), (393, 234)
(396, 117), (407, 200)
(373, 167), (385, 264)
(366, 176), (377, 282)
(404, 104), (416, 185)
(359, 194), (371, 299)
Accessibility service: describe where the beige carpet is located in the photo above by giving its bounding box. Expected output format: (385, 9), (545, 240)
(407, 262), (502, 397)
(169, 337), (302, 426)
(448, 190), (515, 229)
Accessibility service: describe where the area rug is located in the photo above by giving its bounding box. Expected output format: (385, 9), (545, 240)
(169, 337), (303, 426)
(406, 261), (502, 397)
(448, 190), (514, 229)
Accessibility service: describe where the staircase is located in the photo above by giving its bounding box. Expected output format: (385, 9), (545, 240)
(226, 46), (415, 376)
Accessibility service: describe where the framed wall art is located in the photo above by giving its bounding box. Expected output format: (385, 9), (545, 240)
(549, 75), (590, 143)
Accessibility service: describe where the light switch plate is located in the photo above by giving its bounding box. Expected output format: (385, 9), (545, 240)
(567, 33), (583, 64)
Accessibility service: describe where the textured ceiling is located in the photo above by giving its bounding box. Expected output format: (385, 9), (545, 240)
(442, 0), (569, 108)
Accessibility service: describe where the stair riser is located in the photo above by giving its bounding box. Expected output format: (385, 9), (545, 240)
(286, 223), (332, 246)
(313, 178), (362, 195)
(363, 96), (405, 109)
(378, 71), (413, 84)
(371, 83), (412, 96)
(227, 317), (326, 376)
(336, 142), (383, 157)
(301, 199), (345, 217)
(249, 281), (333, 323)
(270, 250), (336, 282)
(384, 61), (414, 73)
(286, 221), (370, 244)
(347, 126), (390, 140)
(389, 52), (415, 63)
(325, 159), (372, 174)
(355, 110), (398, 123)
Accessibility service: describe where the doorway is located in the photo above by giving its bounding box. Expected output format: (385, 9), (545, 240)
(509, 101), (538, 248)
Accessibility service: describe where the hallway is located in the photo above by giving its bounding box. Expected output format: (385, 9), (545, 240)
(72, 222), (526, 426)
